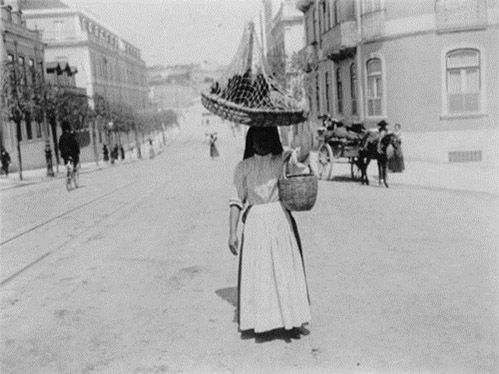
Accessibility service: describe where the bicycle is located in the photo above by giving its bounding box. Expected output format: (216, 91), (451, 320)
(65, 157), (79, 191)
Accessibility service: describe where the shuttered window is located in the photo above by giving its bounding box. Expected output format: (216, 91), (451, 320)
(446, 49), (480, 114)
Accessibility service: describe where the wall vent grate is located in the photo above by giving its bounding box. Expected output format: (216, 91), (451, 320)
(448, 150), (482, 163)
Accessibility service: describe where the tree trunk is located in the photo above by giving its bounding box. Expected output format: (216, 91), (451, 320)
(134, 128), (142, 159)
(50, 118), (60, 165)
(15, 121), (23, 181)
(91, 120), (99, 165)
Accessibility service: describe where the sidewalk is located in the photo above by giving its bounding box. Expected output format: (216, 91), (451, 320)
(309, 152), (499, 196)
(0, 158), (126, 192)
(0, 137), (167, 192)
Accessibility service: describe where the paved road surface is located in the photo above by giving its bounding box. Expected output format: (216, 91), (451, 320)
(1, 117), (498, 374)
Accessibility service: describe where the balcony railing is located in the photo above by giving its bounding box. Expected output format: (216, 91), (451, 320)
(361, 8), (386, 42)
(322, 20), (359, 61)
(436, 0), (487, 33)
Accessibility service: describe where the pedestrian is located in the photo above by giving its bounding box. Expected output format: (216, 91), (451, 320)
(120, 145), (125, 161)
(58, 121), (80, 170)
(228, 126), (311, 339)
(1, 148), (11, 176)
(376, 120), (389, 184)
(388, 123), (405, 173)
(209, 132), (219, 159)
(149, 139), (155, 159)
(111, 145), (119, 164)
(376, 120), (389, 154)
(103, 144), (109, 163)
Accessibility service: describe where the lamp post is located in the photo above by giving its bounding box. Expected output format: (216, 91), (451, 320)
(35, 52), (55, 177)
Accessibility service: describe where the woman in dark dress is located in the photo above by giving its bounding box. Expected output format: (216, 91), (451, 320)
(209, 132), (219, 159)
(388, 123), (405, 172)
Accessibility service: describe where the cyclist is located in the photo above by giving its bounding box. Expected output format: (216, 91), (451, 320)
(58, 120), (80, 170)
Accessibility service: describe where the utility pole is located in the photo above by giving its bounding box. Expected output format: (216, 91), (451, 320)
(37, 47), (55, 177)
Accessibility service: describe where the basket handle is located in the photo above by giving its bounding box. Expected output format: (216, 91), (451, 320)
(281, 153), (314, 180)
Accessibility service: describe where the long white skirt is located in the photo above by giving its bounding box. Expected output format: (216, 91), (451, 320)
(238, 201), (310, 333)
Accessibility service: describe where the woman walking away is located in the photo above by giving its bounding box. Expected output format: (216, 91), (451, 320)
(388, 123), (405, 173)
(228, 126), (311, 340)
(209, 132), (219, 159)
(1, 148), (11, 176)
(103, 145), (109, 163)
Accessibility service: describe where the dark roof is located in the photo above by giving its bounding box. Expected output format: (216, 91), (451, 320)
(22, 0), (69, 10)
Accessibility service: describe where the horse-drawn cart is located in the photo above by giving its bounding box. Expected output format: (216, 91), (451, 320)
(315, 125), (364, 181)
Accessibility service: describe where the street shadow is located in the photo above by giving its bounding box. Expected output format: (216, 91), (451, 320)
(215, 286), (309, 344)
(330, 175), (358, 183)
(215, 286), (237, 307)
(215, 286), (238, 324)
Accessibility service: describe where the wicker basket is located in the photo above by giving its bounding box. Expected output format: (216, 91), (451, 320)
(278, 161), (318, 212)
(201, 92), (307, 127)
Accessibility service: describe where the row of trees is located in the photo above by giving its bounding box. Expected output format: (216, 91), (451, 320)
(1, 61), (177, 179)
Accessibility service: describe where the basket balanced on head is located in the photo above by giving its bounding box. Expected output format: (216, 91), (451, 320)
(201, 22), (307, 127)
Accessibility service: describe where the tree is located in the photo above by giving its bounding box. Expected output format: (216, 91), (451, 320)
(1, 60), (35, 180)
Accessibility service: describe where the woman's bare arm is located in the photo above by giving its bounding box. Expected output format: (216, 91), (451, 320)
(228, 205), (241, 255)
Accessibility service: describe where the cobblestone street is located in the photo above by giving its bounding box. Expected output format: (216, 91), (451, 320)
(1, 108), (498, 374)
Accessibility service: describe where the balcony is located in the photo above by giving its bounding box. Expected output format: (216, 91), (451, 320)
(436, 0), (487, 33)
(322, 20), (359, 61)
(361, 8), (386, 42)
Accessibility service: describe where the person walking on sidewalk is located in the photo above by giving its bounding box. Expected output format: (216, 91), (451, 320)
(149, 139), (155, 159)
(1, 148), (11, 176)
(103, 144), (109, 163)
(111, 145), (119, 164)
(388, 123), (405, 173)
(58, 121), (80, 170)
(120, 145), (125, 161)
(228, 126), (311, 339)
(209, 132), (219, 159)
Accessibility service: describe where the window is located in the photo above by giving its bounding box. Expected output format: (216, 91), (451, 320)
(321, 0), (328, 33)
(336, 67), (343, 115)
(325, 71), (330, 113)
(333, 0), (339, 25)
(366, 58), (383, 116)
(18, 56), (26, 86)
(26, 114), (33, 140)
(36, 121), (42, 138)
(350, 63), (357, 115)
(446, 49), (480, 113)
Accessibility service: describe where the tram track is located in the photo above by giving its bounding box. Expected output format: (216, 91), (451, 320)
(0, 180), (137, 247)
(0, 166), (172, 287)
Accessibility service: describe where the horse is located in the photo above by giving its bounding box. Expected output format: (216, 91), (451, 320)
(357, 132), (399, 188)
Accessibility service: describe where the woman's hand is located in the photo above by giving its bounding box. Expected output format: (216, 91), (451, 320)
(228, 233), (239, 256)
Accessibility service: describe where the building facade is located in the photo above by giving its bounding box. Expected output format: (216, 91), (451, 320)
(21, 0), (149, 163)
(1, 0), (49, 171)
(263, 0), (311, 147)
(298, 0), (499, 166)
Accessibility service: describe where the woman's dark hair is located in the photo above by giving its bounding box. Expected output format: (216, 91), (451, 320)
(61, 120), (71, 132)
(243, 126), (283, 160)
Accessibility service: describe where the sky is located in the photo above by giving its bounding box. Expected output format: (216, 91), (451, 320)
(63, 0), (266, 67)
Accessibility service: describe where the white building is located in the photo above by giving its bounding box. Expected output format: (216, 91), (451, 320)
(22, 0), (148, 111)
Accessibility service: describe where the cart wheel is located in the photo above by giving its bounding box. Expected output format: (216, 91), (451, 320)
(350, 158), (361, 180)
(317, 143), (333, 180)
